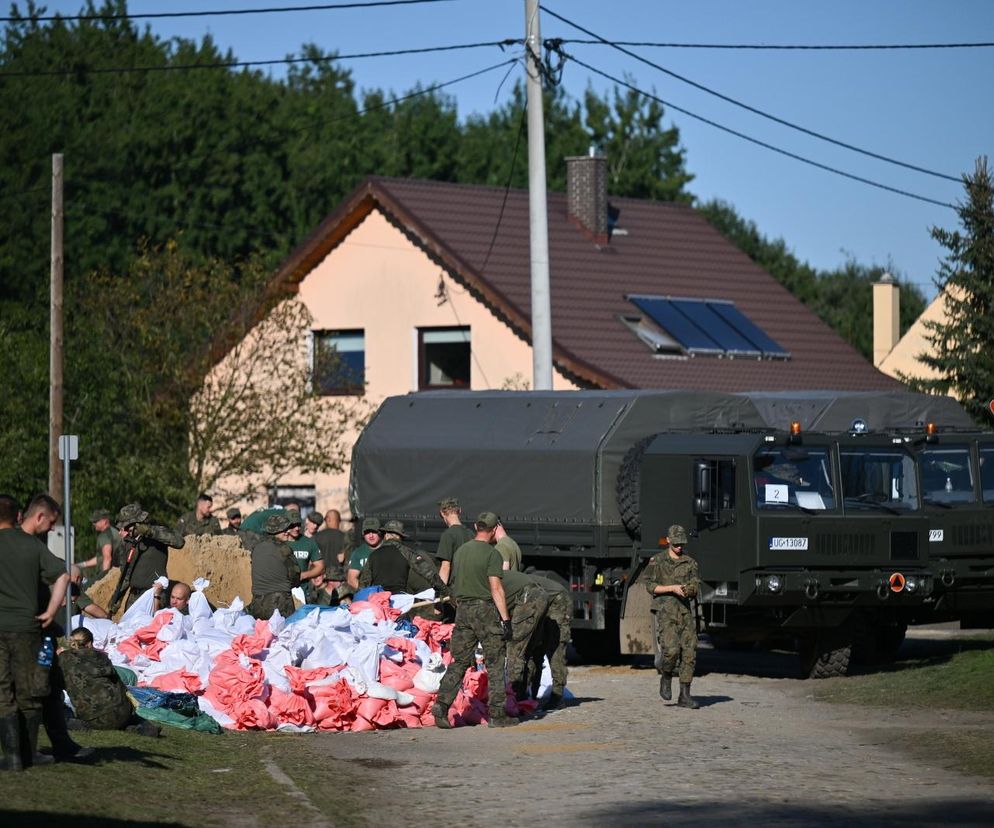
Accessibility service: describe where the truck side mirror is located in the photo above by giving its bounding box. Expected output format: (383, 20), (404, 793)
(694, 460), (714, 515)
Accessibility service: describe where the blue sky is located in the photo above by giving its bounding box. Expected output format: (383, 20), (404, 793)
(38, 0), (994, 301)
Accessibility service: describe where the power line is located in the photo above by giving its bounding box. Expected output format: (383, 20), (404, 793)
(0, 0), (453, 24)
(478, 104), (527, 276)
(551, 38), (994, 51)
(563, 51), (956, 210)
(0, 39), (520, 77)
(543, 7), (960, 184)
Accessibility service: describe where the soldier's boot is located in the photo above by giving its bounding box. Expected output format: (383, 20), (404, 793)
(544, 691), (564, 710)
(676, 682), (699, 709)
(431, 702), (453, 730)
(20, 713), (55, 768)
(42, 698), (94, 761)
(659, 672), (673, 701)
(510, 680), (527, 700)
(0, 713), (24, 771)
(487, 711), (519, 728)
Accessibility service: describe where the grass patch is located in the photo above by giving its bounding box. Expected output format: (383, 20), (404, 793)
(0, 728), (366, 827)
(877, 728), (994, 778)
(814, 642), (994, 711)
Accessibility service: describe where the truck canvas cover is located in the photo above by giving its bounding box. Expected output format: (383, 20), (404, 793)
(350, 389), (974, 529)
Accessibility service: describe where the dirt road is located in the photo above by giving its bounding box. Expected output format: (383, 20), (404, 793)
(294, 632), (994, 827)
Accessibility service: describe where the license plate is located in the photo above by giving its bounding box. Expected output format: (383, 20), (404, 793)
(929, 529), (944, 543)
(769, 537), (809, 550)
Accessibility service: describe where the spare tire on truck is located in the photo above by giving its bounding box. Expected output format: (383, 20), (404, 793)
(616, 434), (658, 540)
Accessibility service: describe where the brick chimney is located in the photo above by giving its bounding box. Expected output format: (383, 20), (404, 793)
(872, 272), (900, 367)
(566, 149), (609, 244)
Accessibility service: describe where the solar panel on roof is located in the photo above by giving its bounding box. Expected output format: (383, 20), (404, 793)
(710, 302), (790, 359)
(670, 299), (762, 357)
(629, 296), (723, 355)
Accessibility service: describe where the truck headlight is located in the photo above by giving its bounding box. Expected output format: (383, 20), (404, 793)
(904, 576), (918, 593)
(766, 574), (783, 594)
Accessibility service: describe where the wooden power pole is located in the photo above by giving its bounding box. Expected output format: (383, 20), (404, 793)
(49, 153), (64, 499)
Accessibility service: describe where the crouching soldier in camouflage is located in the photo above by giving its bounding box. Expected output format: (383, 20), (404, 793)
(646, 524), (701, 709)
(247, 514), (300, 620)
(527, 573), (571, 709)
(500, 570), (550, 702)
(61, 628), (158, 736)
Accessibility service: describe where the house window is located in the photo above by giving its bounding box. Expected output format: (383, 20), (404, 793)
(418, 327), (470, 389)
(313, 330), (364, 395)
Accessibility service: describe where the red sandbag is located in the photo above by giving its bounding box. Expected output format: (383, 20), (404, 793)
(149, 669), (202, 694)
(405, 688), (434, 715)
(284, 665), (335, 694)
(350, 715), (375, 732)
(144, 638), (168, 662)
(229, 697), (274, 730)
(231, 620), (274, 657)
(378, 659), (415, 692)
(311, 679), (357, 730)
(370, 699), (401, 728)
(269, 687), (315, 727)
(399, 709), (423, 728)
(204, 652), (266, 715)
(412, 618), (454, 652)
(385, 637), (417, 660)
(356, 696), (388, 722)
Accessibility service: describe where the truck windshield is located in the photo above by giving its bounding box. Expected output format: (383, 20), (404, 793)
(919, 445), (976, 505)
(981, 448), (994, 504)
(840, 448), (918, 511)
(753, 447), (835, 510)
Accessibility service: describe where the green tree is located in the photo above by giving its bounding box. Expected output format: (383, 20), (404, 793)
(914, 157), (994, 424)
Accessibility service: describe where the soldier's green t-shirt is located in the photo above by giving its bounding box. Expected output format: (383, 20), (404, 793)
(495, 535), (523, 571)
(0, 528), (67, 633)
(288, 536), (322, 571)
(251, 539), (298, 595)
(175, 512), (222, 537)
(347, 542), (375, 572)
(450, 539), (503, 601)
(498, 568), (531, 611)
(435, 524), (474, 563)
(240, 508), (283, 534)
(96, 526), (126, 569)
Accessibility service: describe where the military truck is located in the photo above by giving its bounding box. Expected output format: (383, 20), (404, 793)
(349, 389), (990, 677)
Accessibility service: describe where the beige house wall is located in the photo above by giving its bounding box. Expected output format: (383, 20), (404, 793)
(215, 207), (578, 517)
(878, 290), (949, 389)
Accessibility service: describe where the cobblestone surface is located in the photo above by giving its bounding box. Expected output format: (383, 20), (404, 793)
(302, 635), (994, 827)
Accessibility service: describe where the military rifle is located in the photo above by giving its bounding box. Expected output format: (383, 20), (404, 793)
(108, 533), (144, 615)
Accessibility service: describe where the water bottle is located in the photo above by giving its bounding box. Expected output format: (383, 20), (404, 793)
(945, 477), (953, 493)
(474, 644), (485, 672)
(36, 635), (54, 669)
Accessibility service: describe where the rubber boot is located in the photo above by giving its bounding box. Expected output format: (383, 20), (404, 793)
(21, 713), (55, 768)
(0, 713), (23, 772)
(487, 711), (518, 728)
(676, 681), (699, 709)
(543, 691), (564, 710)
(659, 672), (673, 701)
(431, 702), (453, 730)
(42, 695), (94, 761)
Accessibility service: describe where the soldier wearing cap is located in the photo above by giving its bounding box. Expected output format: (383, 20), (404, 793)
(358, 520), (447, 613)
(435, 497), (473, 584)
(116, 504), (185, 609)
(79, 508), (125, 573)
(222, 507), (242, 535)
(346, 517), (384, 591)
(645, 524), (701, 709)
(247, 513), (300, 620)
(433, 511), (517, 729)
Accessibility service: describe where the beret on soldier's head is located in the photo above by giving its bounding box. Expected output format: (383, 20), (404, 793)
(361, 517), (382, 533)
(306, 511), (324, 527)
(667, 524), (689, 545)
(116, 503), (149, 528)
(438, 497), (460, 512)
(382, 519), (407, 538)
(89, 508), (110, 523)
(284, 510), (302, 527)
(263, 513), (292, 534)
(226, 507), (241, 519)
(476, 511), (499, 530)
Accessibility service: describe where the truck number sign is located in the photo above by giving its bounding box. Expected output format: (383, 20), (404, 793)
(769, 536), (809, 550)
(929, 529), (944, 543)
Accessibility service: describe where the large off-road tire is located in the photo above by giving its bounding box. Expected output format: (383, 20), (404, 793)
(798, 632), (852, 679)
(852, 621), (907, 666)
(616, 435), (658, 540)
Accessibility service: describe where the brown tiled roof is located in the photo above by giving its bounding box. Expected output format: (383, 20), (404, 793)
(273, 176), (901, 392)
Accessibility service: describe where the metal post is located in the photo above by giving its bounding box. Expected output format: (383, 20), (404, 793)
(524, 0), (553, 390)
(50, 153), (64, 497)
(59, 435), (79, 634)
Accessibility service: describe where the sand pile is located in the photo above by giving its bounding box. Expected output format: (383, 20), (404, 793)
(86, 534), (252, 617)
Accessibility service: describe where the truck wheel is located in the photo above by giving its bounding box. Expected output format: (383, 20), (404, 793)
(799, 634), (852, 679)
(875, 624), (907, 663)
(616, 435), (658, 539)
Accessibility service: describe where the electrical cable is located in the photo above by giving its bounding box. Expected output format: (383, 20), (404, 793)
(543, 7), (960, 183)
(551, 38), (994, 51)
(563, 51), (956, 210)
(478, 104), (527, 276)
(0, 0), (454, 24)
(0, 39), (521, 77)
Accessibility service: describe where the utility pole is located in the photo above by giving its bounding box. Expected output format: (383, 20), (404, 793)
(49, 153), (64, 499)
(524, 0), (553, 390)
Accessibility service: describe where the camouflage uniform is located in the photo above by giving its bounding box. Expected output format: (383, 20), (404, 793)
(60, 647), (133, 730)
(247, 513), (300, 621)
(505, 581), (550, 697)
(358, 521), (449, 619)
(175, 512), (222, 537)
(434, 599), (508, 719)
(532, 584), (571, 700)
(645, 524), (700, 707)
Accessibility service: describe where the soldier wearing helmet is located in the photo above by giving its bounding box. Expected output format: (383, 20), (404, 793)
(115, 503), (185, 609)
(645, 524), (701, 709)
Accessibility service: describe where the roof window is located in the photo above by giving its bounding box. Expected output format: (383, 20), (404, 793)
(626, 295), (790, 360)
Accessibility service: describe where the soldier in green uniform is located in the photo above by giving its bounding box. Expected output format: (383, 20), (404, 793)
(0, 493), (70, 771)
(222, 507), (242, 535)
(358, 520), (448, 617)
(500, 569), (550, 700)
(432, 512), (516, 729)
(313, 509), (352, 582)
(494, 520), (523, 572)
(116, 504), (186, 608)
(524, 571), (571, 709)
(645, 524), (701, 709)
(434, 497), (473, 584)
(61, 628), (136, 731)
(175, 493), (222, 537)
(80, 509), (125, 574)
(309, 569), (354, 607)
(286, 511), (324, 581)
(346, 518), (384, 591)
(247, 513), (301, 620)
